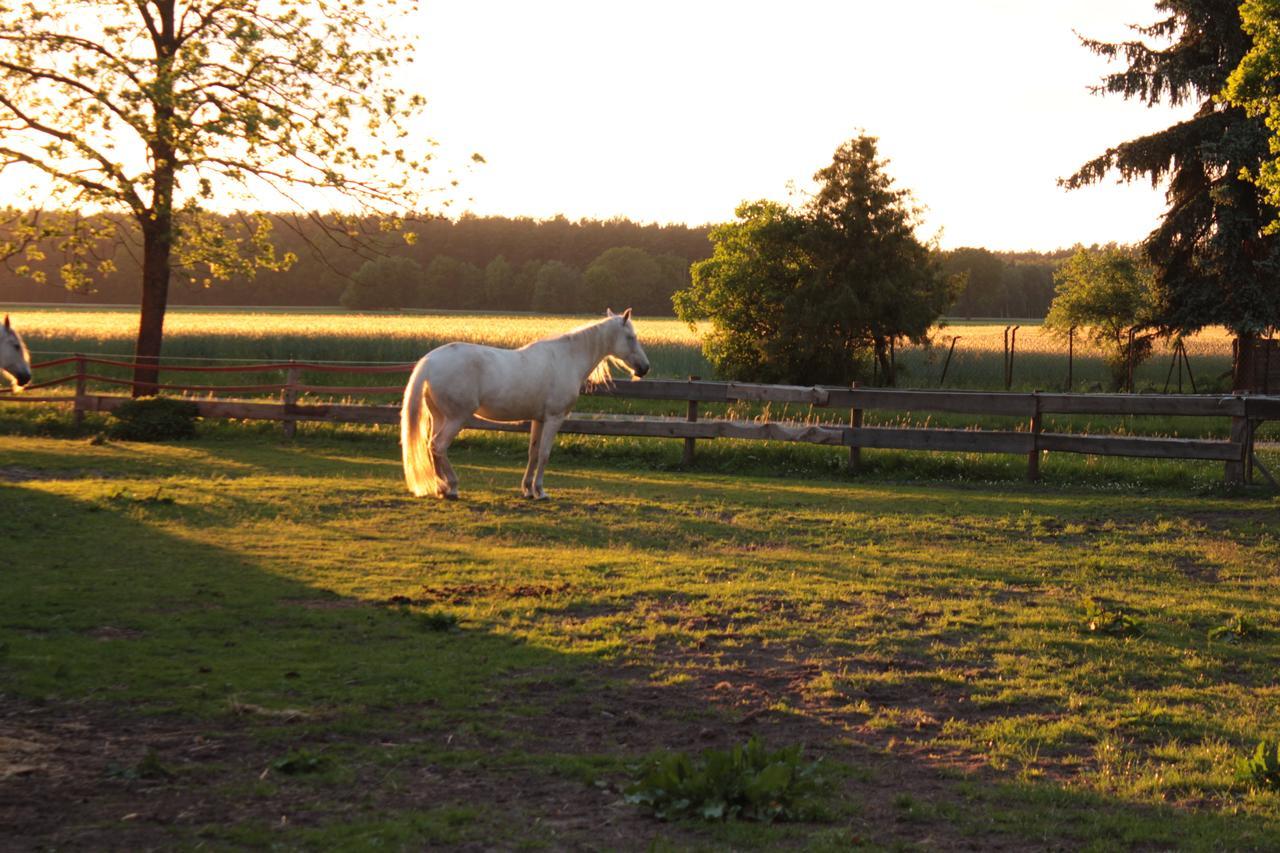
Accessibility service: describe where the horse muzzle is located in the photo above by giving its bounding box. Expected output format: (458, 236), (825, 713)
(633, 363), (650, 378)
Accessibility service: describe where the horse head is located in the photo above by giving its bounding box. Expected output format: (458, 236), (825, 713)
(606, 308), (650, 378)
(1, 315), (32, 390)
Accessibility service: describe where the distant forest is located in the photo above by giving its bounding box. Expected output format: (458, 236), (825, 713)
(1, 212), (1072, 318)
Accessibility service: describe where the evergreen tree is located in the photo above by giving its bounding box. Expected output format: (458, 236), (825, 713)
(1063, 0), (1280, 386)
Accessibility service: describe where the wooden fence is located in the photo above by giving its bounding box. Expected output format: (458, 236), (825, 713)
(4, 354), (1278, 486)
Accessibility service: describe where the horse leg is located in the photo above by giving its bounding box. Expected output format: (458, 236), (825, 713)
(531, 414), (565, 500)
(522, 420), (544, 498)
(429, 414), (467, 499)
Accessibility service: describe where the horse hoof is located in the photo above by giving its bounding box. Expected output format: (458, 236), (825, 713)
(439, 490), (459, 501)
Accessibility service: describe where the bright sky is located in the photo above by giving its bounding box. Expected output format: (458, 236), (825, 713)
(412, 0), (1193, 251)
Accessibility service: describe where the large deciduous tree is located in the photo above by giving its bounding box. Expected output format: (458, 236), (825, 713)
(1062, 0), (1280, 388)
(1223, 0), (1280, 227)
(1044, 246), (1159, 390)
(0, 0), (431, 393)
(674, 135), (953, 386)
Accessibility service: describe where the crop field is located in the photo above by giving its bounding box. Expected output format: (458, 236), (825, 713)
(2, 426), (1279, 850)
(5, 305), (1240, 393)
(9, 305), (1269, 450)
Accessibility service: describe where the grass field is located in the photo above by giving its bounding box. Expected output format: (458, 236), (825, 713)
(2, 425), (1279, 849)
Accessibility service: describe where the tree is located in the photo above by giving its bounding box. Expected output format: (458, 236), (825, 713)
(1223, 0), (1280, 228)
(1063, 1), (1280, 388)
(420, 256), (483, 309)
(483, 255), (514, 309)
(582, 247), (661, 313)
(1043, 246), (1159, 390)
(339, 255), (424, 310)
(530, 261), (582, 313)
(0, 1), (430, 393)
(674, 135), (954, 385)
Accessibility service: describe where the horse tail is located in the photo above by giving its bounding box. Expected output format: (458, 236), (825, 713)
(400, 355), (438, 497)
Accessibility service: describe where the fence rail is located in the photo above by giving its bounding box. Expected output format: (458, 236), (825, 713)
(3, 354), (1276, 486)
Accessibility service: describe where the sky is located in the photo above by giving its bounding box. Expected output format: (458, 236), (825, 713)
(410, 0), (1194, 251)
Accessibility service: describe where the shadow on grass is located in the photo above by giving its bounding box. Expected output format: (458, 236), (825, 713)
(1, 442), (1278, 850)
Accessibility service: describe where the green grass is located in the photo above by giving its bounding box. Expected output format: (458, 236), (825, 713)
(2, 417), (1279, 849)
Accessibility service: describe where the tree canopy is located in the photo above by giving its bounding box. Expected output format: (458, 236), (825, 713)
(1063, 0), (1280, 364)
(673, 135), (954, 386)
(1044, 246), (1159, 390)
(0, 0), (430, 391)
(1223, 0), (1280, 229)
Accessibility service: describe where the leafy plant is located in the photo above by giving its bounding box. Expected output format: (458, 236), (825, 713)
(625, 737), (827, 823)
(1236, 740), (1280, 791)
(271, 749), (331, 775)
(107, 397), (199, 441)
(416, 610), (459, 632)
(1208, 614), (1257, 644)
(108, 748), (174, 781)
(1082, 597), (1142, 636)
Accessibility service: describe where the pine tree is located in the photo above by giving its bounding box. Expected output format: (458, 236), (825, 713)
(1062, 0), (1280, 387)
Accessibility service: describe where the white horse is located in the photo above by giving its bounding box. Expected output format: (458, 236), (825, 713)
(401, 309), (650, 500)
(1, 315), (32, 391)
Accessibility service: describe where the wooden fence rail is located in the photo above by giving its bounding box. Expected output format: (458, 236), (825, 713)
(3, 354), (1276, 486)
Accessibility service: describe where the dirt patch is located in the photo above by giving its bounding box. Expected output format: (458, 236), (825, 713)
(389, 581), (575, 607)
(0, 466), (112, 483)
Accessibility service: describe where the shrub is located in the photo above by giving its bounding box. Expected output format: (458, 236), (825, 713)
(107, 397), (199, 441)
(625, 736), (826, 822)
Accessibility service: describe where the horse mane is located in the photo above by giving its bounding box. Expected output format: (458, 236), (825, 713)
(567, 315), (625, 391)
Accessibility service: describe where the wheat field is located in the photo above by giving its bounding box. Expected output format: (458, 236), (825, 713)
(7, 305), (1239, 391)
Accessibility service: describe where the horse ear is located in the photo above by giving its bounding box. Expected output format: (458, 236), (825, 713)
(622, 308), (631, 321)
(3, 315), (9, 329)
(605, 308), (615, 317)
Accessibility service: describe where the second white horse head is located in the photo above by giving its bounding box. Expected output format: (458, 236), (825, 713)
(401, 309), (650, 500)
(1, 315), (32, 391)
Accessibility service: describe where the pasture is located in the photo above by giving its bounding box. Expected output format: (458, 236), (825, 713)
(3, 423), (1280, 850)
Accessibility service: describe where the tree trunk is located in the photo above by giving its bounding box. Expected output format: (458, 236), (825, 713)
(872, 336), (892, 386)
(132, 0), (179, 398)
(133, 219), (172, 397)
(1233, 332), (1257, 393)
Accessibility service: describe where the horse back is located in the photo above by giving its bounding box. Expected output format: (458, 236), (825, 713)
(423, 341), (578, 421)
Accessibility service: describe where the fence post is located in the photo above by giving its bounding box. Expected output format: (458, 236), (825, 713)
(847, 382), (862, 472)
(282, 361), (301, 439)
(1225, 399), (1252, 485)
(682, 375), (699, 465)
(1066, 327), (1075, 391)
(73, 353), (86, 430)
(1027, 391), (1042, 482)
(939, 336), (959, 386)
(1127, 327), (1137, 393)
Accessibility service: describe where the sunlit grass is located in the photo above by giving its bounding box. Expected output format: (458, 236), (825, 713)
(2, 430), (1279, 848)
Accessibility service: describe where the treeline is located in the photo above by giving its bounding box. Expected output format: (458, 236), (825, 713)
(940, 247), (1075, 319)
(1, 211), (1072, 317)
(0, 213), (713, 316)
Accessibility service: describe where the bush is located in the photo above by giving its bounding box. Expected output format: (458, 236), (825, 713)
(107, 397), (200, 441)
(625, 736), (827, 822)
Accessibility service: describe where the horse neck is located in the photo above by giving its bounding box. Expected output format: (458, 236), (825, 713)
(565, 320), (615, 380)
